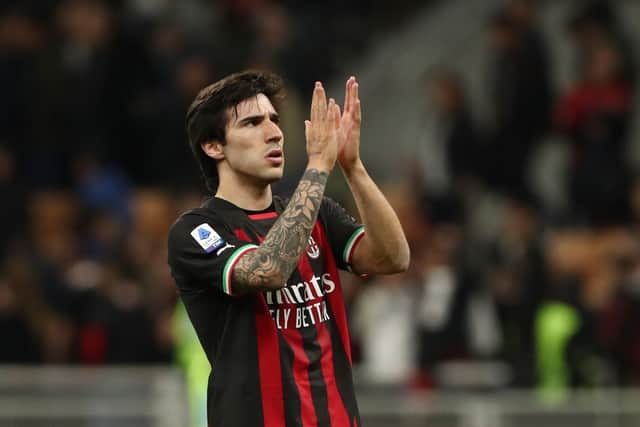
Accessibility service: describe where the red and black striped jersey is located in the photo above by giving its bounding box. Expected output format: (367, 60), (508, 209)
(167, 195), (365, 427)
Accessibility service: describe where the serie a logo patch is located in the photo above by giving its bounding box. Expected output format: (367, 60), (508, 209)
(190, 223), (225, 253)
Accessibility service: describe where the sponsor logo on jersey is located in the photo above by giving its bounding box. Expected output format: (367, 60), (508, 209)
(264, 273), (336, 306)
(190, 223), (225, 253)
(264, 273), (337, 330)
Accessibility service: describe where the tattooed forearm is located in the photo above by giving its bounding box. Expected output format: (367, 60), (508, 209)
(233, 169), (328, 293)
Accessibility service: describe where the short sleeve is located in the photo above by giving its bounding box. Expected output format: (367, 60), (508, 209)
(319, 197), (365, 273)
(167, 213), (258, 296)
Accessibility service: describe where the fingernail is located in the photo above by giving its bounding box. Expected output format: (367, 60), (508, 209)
(315, 82), (321, 88)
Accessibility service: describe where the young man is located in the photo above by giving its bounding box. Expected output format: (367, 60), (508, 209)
(168, 70), (410, 427)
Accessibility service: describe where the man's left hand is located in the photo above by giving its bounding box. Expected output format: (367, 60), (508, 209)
(337, 76), (362, 173)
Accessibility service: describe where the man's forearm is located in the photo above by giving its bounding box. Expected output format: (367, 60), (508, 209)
(343, 160), (410, 273)
(233, 168), (328, 292)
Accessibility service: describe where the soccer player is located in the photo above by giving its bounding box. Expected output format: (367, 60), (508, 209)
(168, 70), (410, 426)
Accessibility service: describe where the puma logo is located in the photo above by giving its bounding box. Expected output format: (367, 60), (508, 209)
(216, 242), (236, 256)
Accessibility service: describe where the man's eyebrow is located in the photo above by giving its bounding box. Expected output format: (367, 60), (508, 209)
(237, 114), (265, 124)
(236, 112), (279, 124)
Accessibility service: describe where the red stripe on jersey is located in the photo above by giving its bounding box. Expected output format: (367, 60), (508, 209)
(316, 223), (353, 364)
(299, 225), (351, 427)
(256, 233), (318, 426)
(280, 224), (317, 426)
(255, 295), (286, 427)
(281, 327), (318, 427)
(234, 229), (252, 242)
(254, 232), (319, 426)
(248, 212), (279, 220)
(250, 231), (286, 426)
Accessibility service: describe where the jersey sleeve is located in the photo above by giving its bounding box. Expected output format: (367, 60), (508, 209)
(167, 213), (258, 296)
(319, 197), (365, 273)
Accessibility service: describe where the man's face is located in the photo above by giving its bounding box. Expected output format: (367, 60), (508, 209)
(220, 93), (284, 186)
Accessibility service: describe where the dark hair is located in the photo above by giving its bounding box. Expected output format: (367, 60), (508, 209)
(185, 70), (285, 192)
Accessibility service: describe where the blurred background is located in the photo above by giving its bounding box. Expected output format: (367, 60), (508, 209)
(2, 0), (640, 426)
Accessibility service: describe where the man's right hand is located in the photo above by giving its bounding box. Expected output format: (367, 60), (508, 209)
(305, 82), (340, 173)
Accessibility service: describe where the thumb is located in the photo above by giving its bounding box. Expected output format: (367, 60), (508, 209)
(304, 120), (310, 140)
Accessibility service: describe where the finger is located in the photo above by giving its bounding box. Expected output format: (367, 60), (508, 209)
(353, 83), (361, 121)
(314, 82), (328, 122)
(344, 77), (353, 113)
(327, 100), (339, 123)
(327, 98), (335, 123)
(326, 98), (338, 132)
(349, 77), (358, 112)
(310, 82), (321, 122)
(334, 103), (341, 127)
(304, 120), (310, 140)
(354, 99), (361, 122)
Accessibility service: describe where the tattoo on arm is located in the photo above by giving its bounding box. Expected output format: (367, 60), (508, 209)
(233, 169), (328, 293)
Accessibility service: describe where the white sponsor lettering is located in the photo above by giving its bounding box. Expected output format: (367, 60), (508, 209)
(269, 308), (292, 329)
(264, 273), (337, 329)
(293, 302), (330, 329)
(322, 273), (335, 294)
(264, 273), (336, 306)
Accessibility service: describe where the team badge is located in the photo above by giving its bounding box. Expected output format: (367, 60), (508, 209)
(307, 236), (320, 259)
(190, 223), (225, 253)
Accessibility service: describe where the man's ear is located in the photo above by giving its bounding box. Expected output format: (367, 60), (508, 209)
(202, 141), (225, 160)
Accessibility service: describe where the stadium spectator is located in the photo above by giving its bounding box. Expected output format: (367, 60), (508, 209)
(568, 0), (637, 89)
(482, 190), (546, 386)
(414, 68), (481, 203)
(413, 202), (469, 387)
(0, 146), (26, 257)
(555, 41), (632, 225)
(485, 6), (552, 195)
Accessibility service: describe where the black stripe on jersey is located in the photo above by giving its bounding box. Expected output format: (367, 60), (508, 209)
(324, 302), (360, 426)
(299, 319), (331, 426)
(279, 332), (302, 427)
(204, 294), (266, 426)
(247, 307), (266, 427)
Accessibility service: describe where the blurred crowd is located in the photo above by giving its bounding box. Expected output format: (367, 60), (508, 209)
(351, 0), (640, 395)
(1, 0), (640, 399)
(0, 0), (422, 365)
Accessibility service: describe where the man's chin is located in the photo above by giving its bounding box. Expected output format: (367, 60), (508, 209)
(264, 170), (284, 184)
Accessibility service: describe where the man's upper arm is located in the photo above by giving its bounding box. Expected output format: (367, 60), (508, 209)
(167, 214), (258, 296)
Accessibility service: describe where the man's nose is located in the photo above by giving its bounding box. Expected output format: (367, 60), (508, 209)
(266, 120), (283, 143)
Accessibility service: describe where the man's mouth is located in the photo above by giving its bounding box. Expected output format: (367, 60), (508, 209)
(266, 148), (284, 164)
